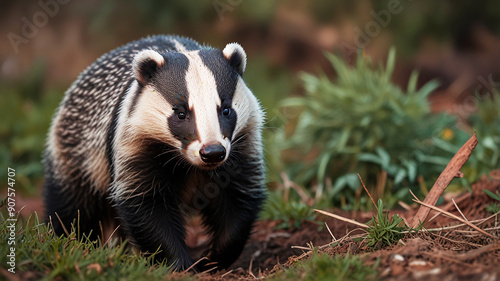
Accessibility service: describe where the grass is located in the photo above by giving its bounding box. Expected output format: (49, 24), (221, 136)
(269, 252), (377, 281)
(260, 192), (317, 230)
(365, 199), (408, 249)
(0, 208), (192, 281)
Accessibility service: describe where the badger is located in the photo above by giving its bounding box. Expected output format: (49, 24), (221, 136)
(43, 35), (266, 271)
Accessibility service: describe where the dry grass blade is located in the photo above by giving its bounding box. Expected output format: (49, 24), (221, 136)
(54, 212), (70, 237)
(103, 225), (120, 247)
(358, 173), (377, 211)
(452, 198), (468, 222)
(248, 256), (257, 279)
(182, 257), (207, 274)
(411, 191), (496, 238)
(314, 209), (369, 229)
(220, 269), (233, 279)
(411, 133), (478, 228)
(325, 222), (336, 241)
(280, 171), (311, 204)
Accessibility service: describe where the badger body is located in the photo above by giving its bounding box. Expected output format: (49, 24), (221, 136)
(43, 35), (266, 271)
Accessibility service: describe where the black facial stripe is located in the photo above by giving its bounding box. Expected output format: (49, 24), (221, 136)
(172, 107), (198, 149)
(198, 49), (239, 140)
(129, 83), (144, 117)
(218, 104), (237, 140)
(152, 53), (199, 147)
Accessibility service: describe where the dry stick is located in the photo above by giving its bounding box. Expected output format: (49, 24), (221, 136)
(358, 173), (377, 211)
(103, 225), (121, 247)
(452, 198), (468, 222)
(410, 133), (478, 228)
(220, 269), (233, 279)
(425, 211), (500, 232)
(410, 191), (495, 238)
(314, 209), (369, 229)
(248, 256), (257, 279)
(280, 172), (310, 204)
(325, 222), (336, 241)
(54, 212), (70, 236)
(182, 257), (208, 274)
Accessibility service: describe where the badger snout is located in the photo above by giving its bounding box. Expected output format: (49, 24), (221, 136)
(200, 144), (226, 164)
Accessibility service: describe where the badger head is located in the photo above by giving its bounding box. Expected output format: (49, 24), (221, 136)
(125, 43), (259, 170)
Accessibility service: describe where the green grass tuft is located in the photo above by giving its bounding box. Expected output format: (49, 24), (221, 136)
(0, 208), (194, 281)
(260, 192), (317, 230)
(270, 252), (377, 281)
(365, 199), (408, 249)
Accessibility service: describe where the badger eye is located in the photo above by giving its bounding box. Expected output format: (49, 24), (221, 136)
(177, 112), (186, 120)
(222, 108), (231, 116)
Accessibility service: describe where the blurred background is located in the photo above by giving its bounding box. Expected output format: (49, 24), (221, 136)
(1, 0), (499, 217)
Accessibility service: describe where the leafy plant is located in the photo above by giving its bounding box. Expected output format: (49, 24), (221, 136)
(260, 192), (317, 229)
(418, 90), (500, 191)
(365, 199), (407, 249)
(278, 48), (456, 209)
(270, 252), (377, 281)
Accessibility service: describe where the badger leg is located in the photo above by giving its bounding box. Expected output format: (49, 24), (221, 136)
(112, 187), (193, 270)
(44, 178), (107, 241)
(198, 168), (265, 270)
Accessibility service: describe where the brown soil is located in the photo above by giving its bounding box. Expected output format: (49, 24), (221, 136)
(200, 173), (500, 280)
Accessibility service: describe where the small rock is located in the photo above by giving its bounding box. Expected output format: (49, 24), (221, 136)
(392, 254), (405, 262)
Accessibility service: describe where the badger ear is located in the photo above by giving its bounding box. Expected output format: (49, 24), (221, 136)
(132, 50), (165, 86)
(223, 43), (246, 76)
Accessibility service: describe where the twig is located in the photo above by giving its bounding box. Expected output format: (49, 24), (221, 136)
(182, 257), (207, 274)
(422, 211), (499, 232)
(358, 174), (377, 211)
(200, 266), (217, 275)
(103, 225), (121, 247)
(248, 256), (257, 279)
(280, 172), (290, 203)
(314, 209), (369, 229)
(54, 212), (70, 236)
(398, 201), (412, 211)
(410, 133), (478, 228)
(280, 172), (311, 204)
(220, 269), (233, 279)
(325, 222), (336, 242)
(452, 198), (468, 222)
(411, 191), (496, 238)
(291, 245), (314, 251)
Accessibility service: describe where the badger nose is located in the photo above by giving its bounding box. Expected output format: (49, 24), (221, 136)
(200, 144), (226, 163)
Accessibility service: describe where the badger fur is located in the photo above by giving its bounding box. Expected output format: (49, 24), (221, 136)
(43, 35), (266, 271)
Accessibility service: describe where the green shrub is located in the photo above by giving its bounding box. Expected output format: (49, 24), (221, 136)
(278, 48), (458, 209)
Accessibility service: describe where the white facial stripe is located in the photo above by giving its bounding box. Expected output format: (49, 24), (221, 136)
(173, 39), (188, 52)
(185, 51), (223, 145)
(113, 82), (178, 165)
